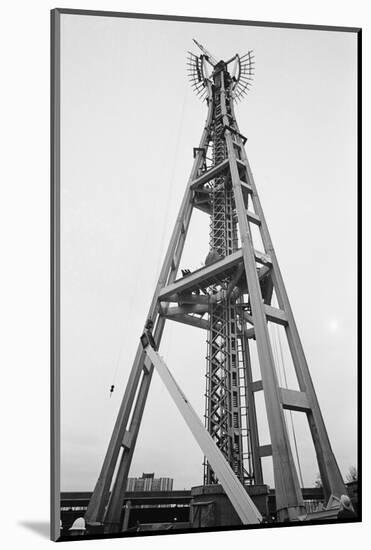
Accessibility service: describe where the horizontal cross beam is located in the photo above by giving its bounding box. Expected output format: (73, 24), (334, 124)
(160, 249), (272, 303)
(251, 380), (263, 392)
(190, 159), (229, 190)
(280, 388), (310, 412)
(158, 249), (244, 300)
(240, 180), (253, 194)
(254, 250), (272, 266)
(259, 444), (272, 457)
(246, 210), (261, 225)
(264, 304), (288, 326)
(177, 294), (209, 305)
(243, 327), (256, 339)
(160, 304), (209, 316)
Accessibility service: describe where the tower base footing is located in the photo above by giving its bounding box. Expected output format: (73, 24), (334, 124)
(190, 484), (270, 527)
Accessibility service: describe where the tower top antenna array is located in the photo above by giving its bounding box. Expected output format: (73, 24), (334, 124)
(187, 39), (255, 101)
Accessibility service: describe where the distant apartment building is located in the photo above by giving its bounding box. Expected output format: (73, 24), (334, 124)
(126, 472), (173, 492)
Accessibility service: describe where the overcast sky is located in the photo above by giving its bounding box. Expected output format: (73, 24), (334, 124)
(59, 13), (357, 492)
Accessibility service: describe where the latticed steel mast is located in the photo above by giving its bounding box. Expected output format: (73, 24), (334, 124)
(85, 40), (347, 532)
(204, 60), (247, 484)
(186, 43), (259, 486)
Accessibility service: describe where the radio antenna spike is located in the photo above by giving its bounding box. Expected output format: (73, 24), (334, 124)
(192, 38), (218, 66)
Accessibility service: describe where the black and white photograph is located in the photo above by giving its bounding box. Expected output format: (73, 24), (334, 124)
(51, 8), (360, 543)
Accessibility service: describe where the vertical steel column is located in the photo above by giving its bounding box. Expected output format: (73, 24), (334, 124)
(238, 149), (347, 502)
(221, 71), (305, 520)
(228, 95), (346, 502)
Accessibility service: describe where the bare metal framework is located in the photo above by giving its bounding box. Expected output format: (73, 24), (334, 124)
(85, 40), (346, 532)
(200, 50), (251, 485)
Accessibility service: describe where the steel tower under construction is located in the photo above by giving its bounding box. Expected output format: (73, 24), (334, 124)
(85, 40), (346, 532)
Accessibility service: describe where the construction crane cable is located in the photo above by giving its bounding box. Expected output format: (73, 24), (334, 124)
(108, 89), (188, 397)
(108, 227), (148, 395)
(155, 85), (188, 278)
(269, 322), (283, 387)
(275, 313), (305, 488)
